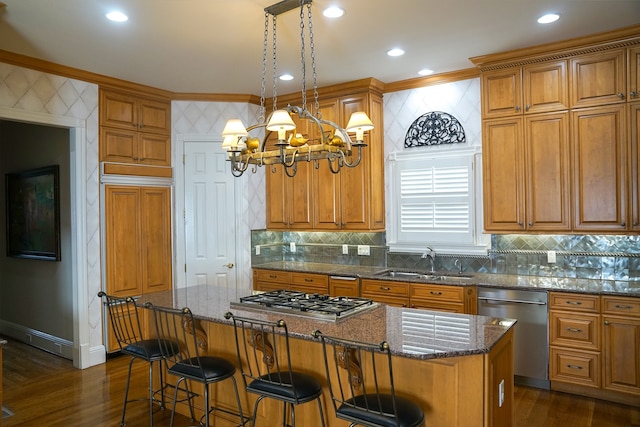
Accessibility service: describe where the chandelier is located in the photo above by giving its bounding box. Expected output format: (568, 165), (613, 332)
(220, 0), (374, 178)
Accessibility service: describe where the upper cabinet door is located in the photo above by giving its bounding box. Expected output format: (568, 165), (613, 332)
(570, 50), (626, 108)
(523, 60), (569, 114)
(629, 46), (640, 102)
(572, 104), (627, 231)
(481, 68), (523, 119)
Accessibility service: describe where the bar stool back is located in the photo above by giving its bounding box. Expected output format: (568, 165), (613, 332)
(98, 291), (170, 427)
(313, 330), (425, 427)
(225, 312), (326, 427)
(146, 303), (247, 427)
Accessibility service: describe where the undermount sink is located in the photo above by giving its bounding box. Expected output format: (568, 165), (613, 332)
(374, 270), (473, 281)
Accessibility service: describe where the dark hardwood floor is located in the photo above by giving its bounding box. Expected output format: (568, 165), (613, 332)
(1, 338), (639, 426)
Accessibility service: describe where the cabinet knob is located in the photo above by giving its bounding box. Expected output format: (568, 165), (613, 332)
(525, 105), (530, 111)
(515, 106), (521, 112)
(528, 222), (533, 226)
(621, 222), (626, 227)
(430, 291), (443, 296)
(604, 320), (610, 325)
(617, 92), (625, 99)
(631, 91), (638, 98)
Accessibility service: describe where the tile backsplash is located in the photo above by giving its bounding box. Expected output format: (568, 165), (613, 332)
(251, 230), (640, 281)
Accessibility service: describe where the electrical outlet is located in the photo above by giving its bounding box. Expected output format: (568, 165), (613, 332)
(255, 245), (261, 255)
(547, 250), (556, 264)
(357, 245), (370, 256)
(342, 244), (349, 255)
(498, 379), (505, 407)
(290, 242), (296, 253)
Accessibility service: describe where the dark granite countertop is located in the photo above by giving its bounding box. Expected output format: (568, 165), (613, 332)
(138, 285), (516, 361)
(253, 261), (640, 297)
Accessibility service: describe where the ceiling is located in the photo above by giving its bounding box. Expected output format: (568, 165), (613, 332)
(0, 0), (639, 95)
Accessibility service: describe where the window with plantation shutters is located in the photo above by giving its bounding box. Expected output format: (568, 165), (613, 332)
(388, 151), (488, 254)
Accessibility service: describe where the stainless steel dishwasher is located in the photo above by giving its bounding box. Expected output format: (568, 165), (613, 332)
(478, 287), (550, 389)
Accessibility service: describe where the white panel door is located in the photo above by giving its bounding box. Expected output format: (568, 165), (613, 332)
(184, 140), (237, 288)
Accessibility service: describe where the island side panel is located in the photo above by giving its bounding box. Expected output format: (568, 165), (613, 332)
(163, 319), (499, 427)
(485, 327), (515, 427)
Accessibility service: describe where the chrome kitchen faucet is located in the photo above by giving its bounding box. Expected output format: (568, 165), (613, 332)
(421, 247), (436, 272)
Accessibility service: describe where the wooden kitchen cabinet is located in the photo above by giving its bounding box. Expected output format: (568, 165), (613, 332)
(602, 296), (640, 397)
(329, 276), (359, 297)
(549, 292), (640, 405)
(252, 269), (328, 294)
(481, 60), (568, 119)
(572, 104), (627, 231)
(483, 112), (570, 232)
(313, 93), (385, 231)
(629, 102), (640, 230)
(410, 283), (477, 314)
(549, 292), (602, 389)
(570, 49), (627, 108)
(99, 88), (171, 166)
(265, 79), (385, 232)
(360, 279), (409, 307)
(266, 114), (313, 230)
(104, 185), (172, 297)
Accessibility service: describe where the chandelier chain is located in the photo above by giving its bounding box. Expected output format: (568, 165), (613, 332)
(299, 2), (307, 111)
(272, 14), (278, 112)
(260, 11), (269, 123)
(307, 2), (319, 116)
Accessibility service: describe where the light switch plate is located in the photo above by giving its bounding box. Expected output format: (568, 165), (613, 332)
(255, 245), (260, 255)
(357, 245), (370, 256)
(342, 244), (349, 255)
(547, 250), (556, 263)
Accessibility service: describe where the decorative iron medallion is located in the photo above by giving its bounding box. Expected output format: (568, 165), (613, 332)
(404, 111), (466, 148)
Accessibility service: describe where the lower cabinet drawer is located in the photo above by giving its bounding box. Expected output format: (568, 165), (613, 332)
(550, 347), (601, 388)
(290, 272), (328, 293)
(549, 311), (600, 350)
(361, 279), (409, 297)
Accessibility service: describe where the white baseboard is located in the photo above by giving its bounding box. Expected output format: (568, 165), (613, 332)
(0, 320), (73, 360)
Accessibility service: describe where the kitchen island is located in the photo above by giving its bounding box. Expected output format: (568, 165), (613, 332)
(139, 285), (515, 427)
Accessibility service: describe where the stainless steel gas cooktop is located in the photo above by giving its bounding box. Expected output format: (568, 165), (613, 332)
(230, 289), (379, 321)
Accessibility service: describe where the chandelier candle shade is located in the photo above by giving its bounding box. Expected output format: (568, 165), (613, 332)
(220, 0), (374, 177)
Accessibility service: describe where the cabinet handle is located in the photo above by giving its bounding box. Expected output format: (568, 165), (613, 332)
(567, 364), (583, 370)
(566, 327), (582, 333)
(269, 274), (277, 279)
(614, 304), (633, 310)
(525, 104), (530, 111)
(565, 301), (582, 305)
(528, 222), (533, 226)
(631, 91), (638, 98)
(139, 157), (145, 161)
(304, 278), (313, 282)
(430, 291), (443, 296)
(515, 106), (521, 112)
(617, 92), (625, 99)
(379, 286), (391, 291)
(133, 156), (139, 160)
(621, 222), (626, 227)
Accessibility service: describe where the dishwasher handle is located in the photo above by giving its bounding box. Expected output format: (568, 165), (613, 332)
(478, 296), (547, 306)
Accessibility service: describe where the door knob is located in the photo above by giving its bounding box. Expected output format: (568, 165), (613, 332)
(223, 263), (234, 269)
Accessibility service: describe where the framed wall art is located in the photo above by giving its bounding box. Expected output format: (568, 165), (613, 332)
(5, 165), (61, 261)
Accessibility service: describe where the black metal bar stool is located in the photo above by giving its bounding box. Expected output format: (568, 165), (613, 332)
(98, 291), (173, 427)
(313, 330), (425, 427)
(225, 312), (326, 427)
(146, 303), (248, 427)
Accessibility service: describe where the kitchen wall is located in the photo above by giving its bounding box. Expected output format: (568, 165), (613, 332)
(0, 62), (101, 367)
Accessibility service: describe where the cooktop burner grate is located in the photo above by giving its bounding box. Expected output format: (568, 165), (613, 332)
(230, 289), (378, 321)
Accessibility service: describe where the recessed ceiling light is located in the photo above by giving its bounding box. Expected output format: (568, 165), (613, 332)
(106, 11), (128, 22)
(279, 74), (294, 81)
(418, 69), (434, 76)
(538, 13), (559, 24)
(387, 48), (405, 57)
(323, 6), (345, 18)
